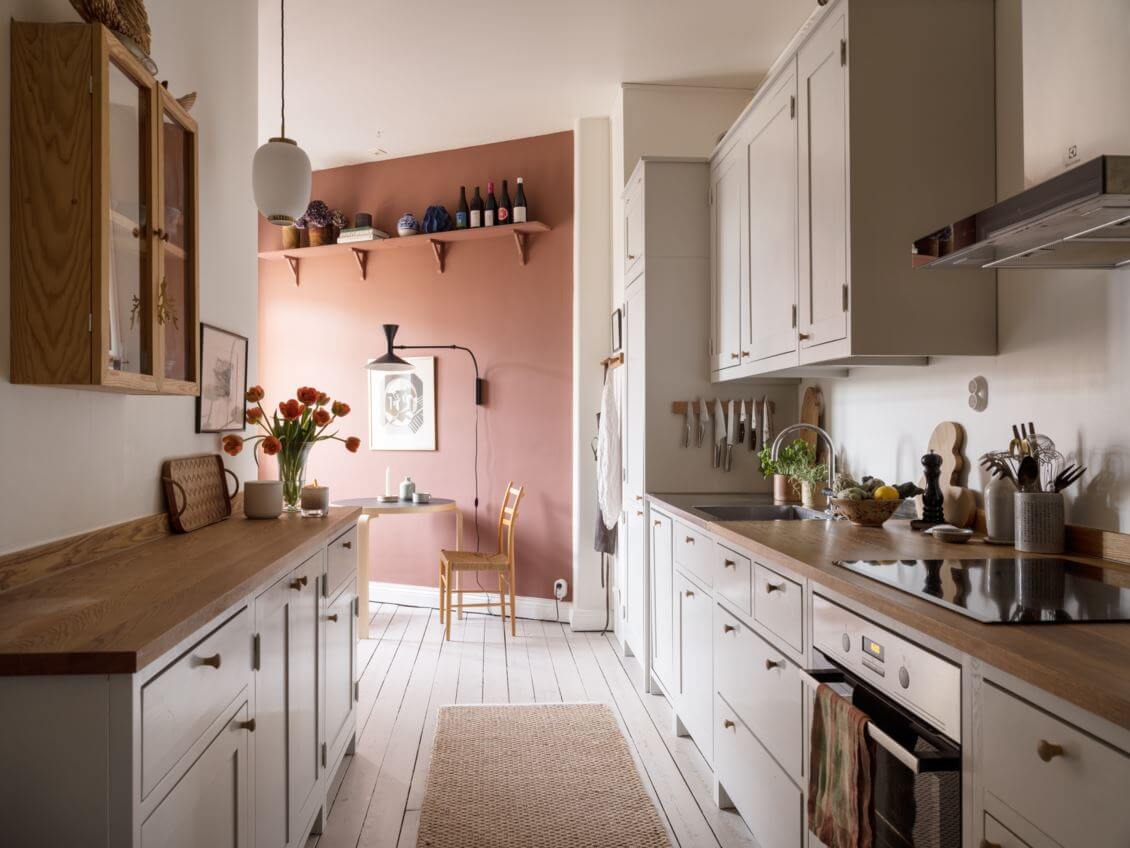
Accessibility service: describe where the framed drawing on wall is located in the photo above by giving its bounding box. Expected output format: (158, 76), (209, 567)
(611, 308), (623, 353)
(368, 356), (437, 451)
(196, 323), (248, 433)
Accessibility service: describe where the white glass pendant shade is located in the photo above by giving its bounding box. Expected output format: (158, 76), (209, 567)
(252, 137), (312, 225)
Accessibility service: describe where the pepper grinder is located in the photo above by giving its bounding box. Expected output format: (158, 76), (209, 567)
(912, 449), (946, 531)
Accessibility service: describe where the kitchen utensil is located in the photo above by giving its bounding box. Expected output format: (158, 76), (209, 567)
(979, 452), (1016, 485)
(761, 395), (773, 448)
(698, 398), (711, 449)
(724, 400), (736, 471)
(1017, 455), (1040, 493)
(683, 401), (693, 448)
(161, 453), (238, 533)
(831, 497), (903, 527)
(749, 398), (759, 450)
(799, 386), (825, 460)
(1015, 491), (1065, 553)
(916, 422), (976, 527)
(713, 399), (726, 469)
(1053, 464), (1087, 492)
(737, 400), (747, 446)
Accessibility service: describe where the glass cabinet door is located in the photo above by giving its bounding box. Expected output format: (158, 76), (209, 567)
(158, 93), (198, 387)
(105, 58), (154, 378)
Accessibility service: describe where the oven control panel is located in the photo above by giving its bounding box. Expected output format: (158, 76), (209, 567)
(813, 594), (962, 743)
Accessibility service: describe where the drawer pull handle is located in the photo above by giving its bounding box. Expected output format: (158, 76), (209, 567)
(290, 576), (308, 590)
(685, 536), (695, 545)
(722, 719), (736, 730)
(196, 653), (222, 669)
(765, 659), (783, 670)
(236, 718), (256, 732)
(722, 624), (736, 634)
(1037, 739), (1065, 762)
(634, 495), (643, 502)
(730, 352), (740, 360)
(342, 541), (353, 549)
(654, 519), (662, 527)
(723, 559), (736, 568)
(765, 582), (784, 594)
(636, 510), (644, 517)
(684, 590), (695, 598)
(326, 613), (339, 622)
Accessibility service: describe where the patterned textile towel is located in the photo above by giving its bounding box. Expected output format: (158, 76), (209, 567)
(808, 683), (875, 848)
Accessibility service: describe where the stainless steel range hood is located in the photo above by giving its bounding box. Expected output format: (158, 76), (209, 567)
(912, 155), (1130, 269)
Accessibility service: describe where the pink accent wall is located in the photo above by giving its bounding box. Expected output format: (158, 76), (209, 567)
(257, 132), (574, 599)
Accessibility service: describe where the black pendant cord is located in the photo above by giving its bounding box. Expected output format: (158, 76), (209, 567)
(279, 0), (286, 138)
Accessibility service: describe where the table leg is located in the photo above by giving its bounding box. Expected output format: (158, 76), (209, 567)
(357, 514), (372, 640)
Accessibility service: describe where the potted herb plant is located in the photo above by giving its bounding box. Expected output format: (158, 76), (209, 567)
(758, 438), (813, 505)
(788, 445), (829, 510)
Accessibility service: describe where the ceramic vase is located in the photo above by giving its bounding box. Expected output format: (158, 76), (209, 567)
(801, 481), (826, 510)
(281, 225), (300, 250)
(984, 477), (1017, 543)
(307, 224), (333, 247)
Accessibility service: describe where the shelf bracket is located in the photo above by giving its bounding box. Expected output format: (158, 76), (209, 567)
(513, 231), (529, 266)
(351, 248), (368, 280)
(430, 239), (446, 274)
(286, 256), (300, 286)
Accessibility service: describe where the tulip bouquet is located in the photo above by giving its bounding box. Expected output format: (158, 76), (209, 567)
(222, 385), (361, 510)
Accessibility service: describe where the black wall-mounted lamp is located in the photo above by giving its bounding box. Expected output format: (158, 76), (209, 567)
(365, 323), (486, 405)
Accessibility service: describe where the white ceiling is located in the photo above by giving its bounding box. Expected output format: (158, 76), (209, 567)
(257, 0), (812, 169)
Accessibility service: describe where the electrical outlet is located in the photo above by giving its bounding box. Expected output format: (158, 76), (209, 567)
(553, 578), (568, 600)
(1064, 144), (1080, 168)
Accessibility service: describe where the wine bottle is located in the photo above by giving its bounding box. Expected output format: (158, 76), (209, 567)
(470, 186), (483, 228)
(485, 181), (497, 227)
(513, 177), (527, 223)
(497, 179), (512, 225)
(456, 186), (469, 229)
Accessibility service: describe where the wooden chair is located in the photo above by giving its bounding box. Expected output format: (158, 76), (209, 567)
(439, 483), (524, 640)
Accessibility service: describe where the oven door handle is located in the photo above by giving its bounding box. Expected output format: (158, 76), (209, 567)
(799, 668), (960, 775)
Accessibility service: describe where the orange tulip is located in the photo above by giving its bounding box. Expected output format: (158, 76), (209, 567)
(222, 434), (244, 456)
(332, 401), (351, 417)
(279, 399), (306, 420)
(315, 392), (331, 406)
(262, 435), (282, 456)
(313, 408), (331, 426)
(345, 436), (361, 453)
(245, 385), (265, 402)
(296, 386), (319, 405)
(246, 407), (263, 423)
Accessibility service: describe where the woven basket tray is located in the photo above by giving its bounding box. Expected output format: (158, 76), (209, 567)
(162, 453), (239, 533)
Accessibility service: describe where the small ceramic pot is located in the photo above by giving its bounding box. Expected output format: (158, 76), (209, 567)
(354, 212), (373, 228)
(801, 481), (827, 510)
(244, 480), (283, 519)
(307, 224), (333, 246)
(281, 225), (300, 250)
(773, 474), (799, 504)
(984, 477), (1017, 542)
(397, 213), (420, 237)
(1015, 491), (1065, 553)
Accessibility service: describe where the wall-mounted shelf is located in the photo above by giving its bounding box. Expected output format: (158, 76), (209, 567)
(257, 221), (550, 285)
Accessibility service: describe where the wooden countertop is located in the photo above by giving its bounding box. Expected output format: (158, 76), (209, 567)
(651, 495), (1130, 732)
(0, 507), (360, 676)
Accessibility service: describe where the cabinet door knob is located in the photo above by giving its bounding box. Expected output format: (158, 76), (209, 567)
(798, 332), (811, 341)
(627, 254), (637, 261)
(1037, 739), (1065, 762)
(741, 351), (750, 357)
(765, 582), (784, 594)
(290, 575), (309, 590)
(327, 613), (339, 622)
(684, 590), (695, 598)
(154, 228), (169, 242)
(634, 495), (643, 502)
(730, 352), (740, 360)
(723, 559), (736, 568)
(654, 520), (662, 527)
(765, 658), (783, 670)
(342, 541), (352, 549)
(722, 624), (736, 634)
(685, 536), (695, 545)
(722, 719), (736, 730)
(636, 510), (644, 517)
(980, 841), (1002, 848)
(236, 718), (256, 732)
(195, 653), (221, 669)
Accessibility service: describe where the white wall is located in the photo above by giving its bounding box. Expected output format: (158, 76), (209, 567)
(0, 1), (259, 554)
(807, 0), (1130, 532)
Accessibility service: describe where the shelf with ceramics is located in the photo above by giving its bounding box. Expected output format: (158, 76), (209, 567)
(257, 221), (551, 285)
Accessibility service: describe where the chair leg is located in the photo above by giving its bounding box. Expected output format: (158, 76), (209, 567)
(438, 561), (445, 625)
(457, 570), (464, 620)
(444, 568), (453, 641)
(497, 572), (507, 631)
(508, 562), (517, 636)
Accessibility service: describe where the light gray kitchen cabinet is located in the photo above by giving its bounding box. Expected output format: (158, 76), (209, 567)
(289, 553), (324, 842)
(675, 569), (714, 764)
(323, 584), (357, 771)
(620, 494), (648, 662)
(983, 813), (1034, 848)
(623, 280), (645, 497)
(709, 139), (748, 374)
(710, 0), (997, 378)
(649, 510), (674, 692)
(254, 572), (293, 848)
(624, 167), (644, 280)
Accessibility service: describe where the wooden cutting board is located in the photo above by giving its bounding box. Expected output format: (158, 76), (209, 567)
(917, 421), (976, 527)
(799, 386), (825, 460)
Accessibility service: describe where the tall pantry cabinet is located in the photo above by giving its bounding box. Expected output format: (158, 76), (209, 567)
(614, 157), (796, 688)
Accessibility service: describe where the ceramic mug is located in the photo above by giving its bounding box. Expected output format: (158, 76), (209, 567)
(245, 480), (284, 519)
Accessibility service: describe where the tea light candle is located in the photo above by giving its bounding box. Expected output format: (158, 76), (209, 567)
(300, 479), (330, 517)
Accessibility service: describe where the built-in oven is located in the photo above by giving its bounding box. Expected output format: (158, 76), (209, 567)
(806, 595), (963, 848)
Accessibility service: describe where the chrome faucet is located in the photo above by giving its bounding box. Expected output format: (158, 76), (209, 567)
(770, 423), (838, 514)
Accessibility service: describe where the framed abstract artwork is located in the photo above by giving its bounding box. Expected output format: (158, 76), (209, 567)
(196, 323), (249, 433)
(368, 356), (437, 451)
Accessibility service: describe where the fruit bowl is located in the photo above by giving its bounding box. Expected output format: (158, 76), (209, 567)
(831, 497), (903, 527)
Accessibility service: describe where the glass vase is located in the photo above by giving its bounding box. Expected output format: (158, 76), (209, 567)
(278, 442), (313, 512)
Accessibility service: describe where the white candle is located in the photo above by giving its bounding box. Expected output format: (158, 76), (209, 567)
(385, 467), (391, 497)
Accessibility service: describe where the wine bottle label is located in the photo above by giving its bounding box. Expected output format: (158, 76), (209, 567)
(513, 206), (527, 223)
(498, 207), (510, 223)
(470, 210), (481, 228)
(456, 211), (468, 229)
(485, 210), (495, 227)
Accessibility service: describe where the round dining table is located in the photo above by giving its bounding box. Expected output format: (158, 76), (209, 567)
(332, 497), (462, 639)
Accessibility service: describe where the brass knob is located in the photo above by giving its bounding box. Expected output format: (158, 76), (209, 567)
(722, 719), (736, 730)
(980, 841), (1002, 848)
(765, 658), (783, 670)
(741, 351), (750, 357)
(342, 541), (352, 549)
(723, 559), (736, 568)
(1037, 739), (1065, 762)
(236, 718), (256, 732)
(196, 653), (221, 669)
(685, 536), (695, 544)
(685, 590), (695, 598)
(636, 510), (644, 517)
(654, 520), (662, 526)
(290, 575), (308, 590)
(798, 332), (811, 340)
(628, 254), (637, 261)
(131, 225), (143, 238)
(722, 624), (736, 634)
(326, 614), (339, 622)
(634, 495), (643, 502)
(765, 582), (784, 594)
(730, 352), (740, 360)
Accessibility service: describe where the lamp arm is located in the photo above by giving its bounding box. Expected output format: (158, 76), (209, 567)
(393, 344), (485, 405)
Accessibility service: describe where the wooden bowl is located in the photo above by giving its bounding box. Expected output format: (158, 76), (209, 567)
(830, 497), (903, 527)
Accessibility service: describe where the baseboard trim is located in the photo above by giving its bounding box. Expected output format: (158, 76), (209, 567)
(568, 606), (613, 632)
(369, 581), (570, 624)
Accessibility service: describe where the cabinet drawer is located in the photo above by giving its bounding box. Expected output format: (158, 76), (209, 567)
(327, 524), (358, 596)
(141, 607), (252, 798)
(715, 607), (802, 780)
(754, 563), (802, 652)
(675, 521), (712, 588)
(715, 695), (802, 848)
(714, 544), (751, 616)
(982, 682), (1130, 848)
(983, 813), (1031, 848)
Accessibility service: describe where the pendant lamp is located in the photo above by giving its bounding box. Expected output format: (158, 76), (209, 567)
(252, 0), (311, 225)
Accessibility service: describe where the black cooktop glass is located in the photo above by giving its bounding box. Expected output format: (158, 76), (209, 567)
(833, 558), (1130, 623)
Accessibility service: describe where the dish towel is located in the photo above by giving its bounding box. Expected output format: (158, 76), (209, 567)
(595, 376), (622, 546)
(808, 683), (875, 848)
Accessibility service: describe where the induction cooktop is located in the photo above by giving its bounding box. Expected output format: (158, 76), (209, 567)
(833, 558), (1130, 623)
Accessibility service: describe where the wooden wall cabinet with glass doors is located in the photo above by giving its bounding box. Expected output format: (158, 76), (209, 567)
(11, 21), (199, 394)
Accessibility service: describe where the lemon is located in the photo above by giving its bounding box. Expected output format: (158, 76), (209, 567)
(873, 485), (900, 501)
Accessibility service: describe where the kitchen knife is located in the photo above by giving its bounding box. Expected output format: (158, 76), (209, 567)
(713, 398), (725, 468)
(697, 398), (709, 448)
(753, 398), (765, 451)
(724, 400), (736, 471)
(748, 398), (757, 450)
(683, 401), (693, 448)
(736, 400), (747, 445)
(761, 395), (773, 449)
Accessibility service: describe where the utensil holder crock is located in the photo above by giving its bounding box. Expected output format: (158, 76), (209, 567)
(985, 477), (1017, 542)
(1015, 491), (1065, 553)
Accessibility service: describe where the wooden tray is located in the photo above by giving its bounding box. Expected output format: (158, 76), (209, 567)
(161, 454), (239, 533)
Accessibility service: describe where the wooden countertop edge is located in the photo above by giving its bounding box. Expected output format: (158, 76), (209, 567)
(0, 507), (361, 677)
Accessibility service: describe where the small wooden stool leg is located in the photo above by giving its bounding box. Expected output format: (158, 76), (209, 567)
(508, 562), (517, 636)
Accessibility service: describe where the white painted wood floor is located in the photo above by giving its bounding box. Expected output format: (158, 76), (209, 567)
(309, 602), (755, 848)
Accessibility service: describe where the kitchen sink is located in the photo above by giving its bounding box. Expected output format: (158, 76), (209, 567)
(693, 504), (830, 521)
